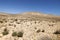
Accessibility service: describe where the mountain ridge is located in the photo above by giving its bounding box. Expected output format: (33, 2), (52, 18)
(0, 12), (60, 19)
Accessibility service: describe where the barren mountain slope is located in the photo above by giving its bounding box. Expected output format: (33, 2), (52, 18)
(0, 12), (60, 40)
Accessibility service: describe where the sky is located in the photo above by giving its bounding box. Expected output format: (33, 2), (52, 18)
(0, 0), (60, 15)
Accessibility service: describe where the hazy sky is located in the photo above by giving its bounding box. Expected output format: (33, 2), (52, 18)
(0, 0), (60, 15)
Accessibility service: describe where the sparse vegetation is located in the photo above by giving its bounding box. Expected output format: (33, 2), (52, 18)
(12, 32), (23, 37)
(35, 21), (36, 24)
(48, 24), (53, 26)
(0, 21), (3, 23)
(15, 19), (17, 21)
(16, 22), (20, 24)
(17, 32), (23, 37)
(54, 31), (60, 34)
(14, 25), (16, 27)
(42, 30), (45, 32)
(12, 32), (17, 36)
(9, 24), (13, 26)
(36, 29), (40, 33)
(2, 28), (9, 35)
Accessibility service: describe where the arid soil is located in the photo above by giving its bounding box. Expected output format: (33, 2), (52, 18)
(0, 12), (60, 40)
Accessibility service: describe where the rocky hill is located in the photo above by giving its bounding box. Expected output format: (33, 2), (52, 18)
(0, 12), (60, 40)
